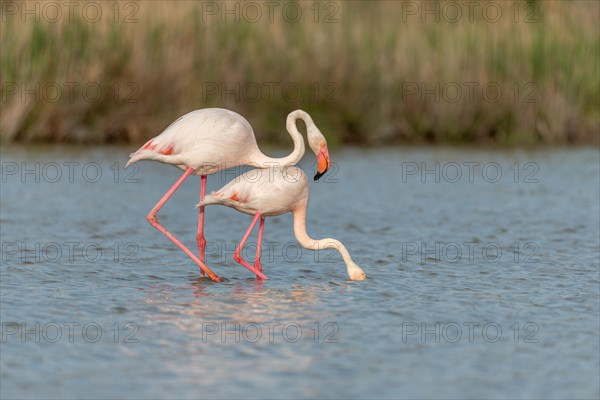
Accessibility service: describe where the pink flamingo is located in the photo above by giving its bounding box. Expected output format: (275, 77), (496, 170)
(197, 166), (367, 281)
(126, 109), (331, 282)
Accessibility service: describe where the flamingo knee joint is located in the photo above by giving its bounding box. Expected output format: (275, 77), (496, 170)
(233, 252), (243, 263)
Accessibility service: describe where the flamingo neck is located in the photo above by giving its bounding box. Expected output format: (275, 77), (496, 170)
(292, 204), (355, 267)
(253, 110), (310, 167)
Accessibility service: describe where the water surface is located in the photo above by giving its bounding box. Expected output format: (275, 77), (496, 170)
(1, 146), (599, 399)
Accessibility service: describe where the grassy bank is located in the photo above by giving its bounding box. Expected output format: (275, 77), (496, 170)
(1, 0), (598, 145)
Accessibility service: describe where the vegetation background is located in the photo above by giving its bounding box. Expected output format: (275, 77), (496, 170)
(1, 0), (598, 145)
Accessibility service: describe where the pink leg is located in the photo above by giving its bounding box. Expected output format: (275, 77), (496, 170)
(254, 216), (265, 275)
(233, 213), (269, 280)
(197, 175), (207, 277)
(147, 168), (221, 282)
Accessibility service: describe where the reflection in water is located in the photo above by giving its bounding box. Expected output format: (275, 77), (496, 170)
(143, 277), (324, 325)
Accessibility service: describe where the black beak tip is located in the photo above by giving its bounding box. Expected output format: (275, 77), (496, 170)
(314, 169), (328, 181)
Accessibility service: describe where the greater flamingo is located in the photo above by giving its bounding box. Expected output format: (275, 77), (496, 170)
(126, 109), (330, 282)
(197, 166), (367, 281)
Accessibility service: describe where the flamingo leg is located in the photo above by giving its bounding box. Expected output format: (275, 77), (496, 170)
(233, 213), (269, 280)
(254, 216), (265, 274)
(147, 167), (221, 282)
(197, 175), (207, 277)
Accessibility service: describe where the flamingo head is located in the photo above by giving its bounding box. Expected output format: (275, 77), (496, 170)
(308, 127), (330, 181)
(347, 262), (367, 281)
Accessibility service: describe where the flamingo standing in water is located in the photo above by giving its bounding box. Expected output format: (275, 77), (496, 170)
(197, 166), (367, 281)
(126, 109), (331, 282)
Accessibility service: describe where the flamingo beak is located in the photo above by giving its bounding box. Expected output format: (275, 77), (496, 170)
(314, 146), (330, 181)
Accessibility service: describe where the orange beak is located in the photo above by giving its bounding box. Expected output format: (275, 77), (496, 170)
(314, 146), (330, 181)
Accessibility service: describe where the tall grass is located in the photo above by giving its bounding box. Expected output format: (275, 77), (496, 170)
(1, 0), (598, 145)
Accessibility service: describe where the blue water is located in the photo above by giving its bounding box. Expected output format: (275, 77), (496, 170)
(1, 146), (599, 399)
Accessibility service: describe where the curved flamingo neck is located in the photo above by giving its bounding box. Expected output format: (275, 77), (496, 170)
(253, 110), (313, 168)
(292, 204), (355, 267)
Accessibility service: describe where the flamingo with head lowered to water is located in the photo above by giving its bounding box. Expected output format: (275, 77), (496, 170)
(197, 166), (367, 281)
(126, 109), (331, 282)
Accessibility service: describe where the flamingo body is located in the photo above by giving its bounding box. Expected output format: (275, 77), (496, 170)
(200, 166), (308, 216)
(127, 109), (262, 175)
(127, 108), (330, 177)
